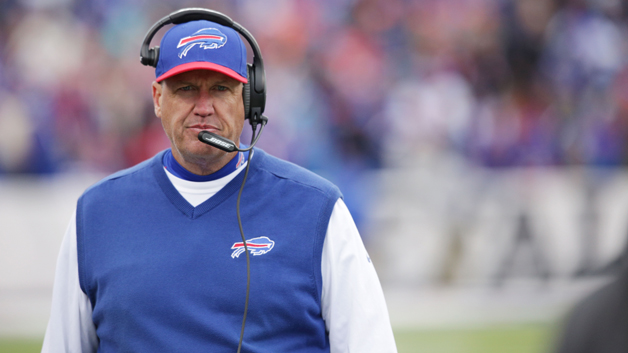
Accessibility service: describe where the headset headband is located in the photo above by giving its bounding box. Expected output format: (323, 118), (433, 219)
(140, 8), (266, 125)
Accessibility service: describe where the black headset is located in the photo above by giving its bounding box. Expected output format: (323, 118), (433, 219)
(140, 7), (267, 128)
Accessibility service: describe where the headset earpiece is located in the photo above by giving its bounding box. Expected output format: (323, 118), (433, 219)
(147, 46), (160, 67)
(243, 64), (252, 121)
(247, 57), (266, 127)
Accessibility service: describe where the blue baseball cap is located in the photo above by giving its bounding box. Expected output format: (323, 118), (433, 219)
(155, 20), (248, 83)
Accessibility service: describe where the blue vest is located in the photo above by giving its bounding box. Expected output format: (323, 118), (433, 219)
(77, 149), (342, 352)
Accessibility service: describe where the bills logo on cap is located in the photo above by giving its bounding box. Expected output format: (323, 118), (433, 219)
(177, 28), (227, 58)
(231, 236), (275, 259)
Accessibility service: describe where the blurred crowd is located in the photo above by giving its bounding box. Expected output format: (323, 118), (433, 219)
(1, 0), (628, 175)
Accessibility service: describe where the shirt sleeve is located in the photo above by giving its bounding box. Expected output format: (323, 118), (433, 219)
(42, 211), (98, 353)
(321, 199), (398, 353)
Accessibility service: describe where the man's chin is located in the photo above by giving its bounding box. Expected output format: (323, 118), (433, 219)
(186, 146), (225, 159)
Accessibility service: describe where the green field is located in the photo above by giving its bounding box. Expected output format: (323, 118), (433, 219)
(395, 324), (556, 353)
(0, 338), (42, 353)
(0, 324), (556, 353)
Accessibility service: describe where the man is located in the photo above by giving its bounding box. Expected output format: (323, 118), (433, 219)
(42, 11), (397, 353)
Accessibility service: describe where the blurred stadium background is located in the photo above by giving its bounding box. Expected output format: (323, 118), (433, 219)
(2, 0), (628, 351)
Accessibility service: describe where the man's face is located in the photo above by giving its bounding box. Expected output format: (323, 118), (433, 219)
(152, 69), (245, 174)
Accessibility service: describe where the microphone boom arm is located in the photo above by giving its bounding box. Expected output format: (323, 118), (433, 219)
(198, 116), (267, 153)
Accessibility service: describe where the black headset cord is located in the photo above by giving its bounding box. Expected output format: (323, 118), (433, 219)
(235, 123), (258, 353)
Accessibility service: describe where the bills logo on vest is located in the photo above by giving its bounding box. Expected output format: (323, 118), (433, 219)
(235, 152), (245, 169)
(177, 28), (227, 58)
(231, 237), (275, 258)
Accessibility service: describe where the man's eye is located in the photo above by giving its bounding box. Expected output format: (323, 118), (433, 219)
(215, 85), (228, 91)
(179, 86), (194, 91)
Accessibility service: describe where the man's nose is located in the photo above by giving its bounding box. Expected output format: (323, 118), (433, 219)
(194, 90), (214, 117)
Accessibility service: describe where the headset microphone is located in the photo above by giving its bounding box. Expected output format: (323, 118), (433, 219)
(198, 131), (240, 152)
(198, 115), (267, 152)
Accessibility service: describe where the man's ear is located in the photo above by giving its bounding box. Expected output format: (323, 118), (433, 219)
(152, 81), (162, 119)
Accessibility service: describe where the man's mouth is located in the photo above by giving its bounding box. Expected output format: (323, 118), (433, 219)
(189, 124), (218, 132)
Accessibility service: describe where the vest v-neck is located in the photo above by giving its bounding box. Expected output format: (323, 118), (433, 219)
(151, 150), (256, 219)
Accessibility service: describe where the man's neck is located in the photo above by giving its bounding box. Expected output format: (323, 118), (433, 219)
(172, 149), (234, 176)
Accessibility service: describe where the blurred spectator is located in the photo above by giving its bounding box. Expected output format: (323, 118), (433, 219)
(0, 93), (35, 173)
(3, 0), (628, 229)
(0, 0), (625, 172)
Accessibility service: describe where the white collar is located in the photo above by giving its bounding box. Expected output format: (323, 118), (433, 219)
(163, 160), (247, 207)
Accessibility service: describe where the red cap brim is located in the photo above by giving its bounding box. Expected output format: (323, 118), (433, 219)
(156, 62), (248, 83)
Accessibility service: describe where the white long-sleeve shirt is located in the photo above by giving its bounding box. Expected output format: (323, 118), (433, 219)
(42, 165), (397, 352)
